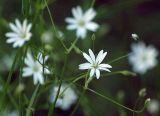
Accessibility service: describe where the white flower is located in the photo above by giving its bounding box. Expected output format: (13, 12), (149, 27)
(128, 42), (158, 74)
(5, 19), (32, 48)
(147, 99), (160, 114)
(49, 84), (77, 110)
(41, 31), (53, 44)
(0, 53), (15, 72)
(1, 110), (19, 116)
(131, 33), (139, 40)
(23, 52), (50, 85)
(65, 6), (99, 39)
(79, 49), (112, 79)
(41, 30), (64, 44)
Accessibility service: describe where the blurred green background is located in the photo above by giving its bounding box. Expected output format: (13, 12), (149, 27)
(0, 0), (160, 116)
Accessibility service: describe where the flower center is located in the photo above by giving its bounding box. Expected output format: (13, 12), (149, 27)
(93, 63), (99, 69)
(20, 31), (27, 39)
(78, 20), (85, 27)
(142, 54), (148, 62)
(33, 63), (39, 72)
(59, 93), (64, 99)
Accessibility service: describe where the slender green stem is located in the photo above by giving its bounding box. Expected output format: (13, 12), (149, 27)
(19, 45), (28, 115)
(101, 70), (136, 77)
(26, 84), (40, 116)
(48, 53), (68, 115)
(90, 0), (96, 8)
(86, 87), (148, 113)
(7, 91), (19, 110)
(26, 45), (45, 116)
(67, 38), (78, 54)
(108, 53), (130, 64)
(61, 55), (68, 78)
(70, 73), (88, 116)
(92, 39), (95, 53)
(0, 49), (20, 110)
(48, 80), (62, 116)
(133, 96), (141, 116)
(59, 73), (86, 97)
(44, 0), (68, 52)
(70, 88), (86, 116)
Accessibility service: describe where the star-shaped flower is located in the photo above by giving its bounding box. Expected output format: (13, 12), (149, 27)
(5, 19), (32, 48)
(128, 42), (158, 74)
(65, 6), (99, 39)
(79, 49), (112, 79)
(23, 52), (50, 85)
(49, 84), (77, 110)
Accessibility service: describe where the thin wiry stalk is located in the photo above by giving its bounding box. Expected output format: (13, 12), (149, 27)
(44, 0), (68, 52)
(0, 49), (20, 110)
(48, 55), (68, 115)
(26, 84), (40, 116)
(70, 73), (88, 116)
(18, 45), (29, 115)
(67, 38), (79, 54)
(83, 86), (148, 113)
(108, 53), (130, 64)
(90, 0), (96, 8)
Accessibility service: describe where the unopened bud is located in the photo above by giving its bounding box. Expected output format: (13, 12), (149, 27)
(131, 33), (139, 40)
(139, 88), (147, 97)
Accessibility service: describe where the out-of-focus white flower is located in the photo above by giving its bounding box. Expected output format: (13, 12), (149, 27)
(23, 52), (50, 85)
(57, 31), (64, 39)
(65, 6), (99, 39)
(1, 110), (19, 116)
(79, 49), (112, 79)
(0, 53), (15, 72)
(5, 19), (32, 48)
(41, 31), (53, 44)
(49, 84), (77, 110)
(147, 99), (159, 114)
(41, 30), (64, 44)
(128, 42), (158, 74)
(131, 33), (139, 40)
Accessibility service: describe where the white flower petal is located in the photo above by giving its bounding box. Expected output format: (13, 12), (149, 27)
(99, 67), (111, 72)
(96, 51), (107, 64)
(96, 50), (103, 62)
(76, 28), (86, 39)
(86, 22), (99, 32)
(17, 40), (25, 47)
(67, 24), (77, 30)
(33, 74), (38, 85)
(72, 6), (82, 19)
(90, 68), (95, 77)
(6, 38), (17, 43)
(25, 53), (34, 66)
(15, 19), (22, 30)
(45, 67), (50, 74)
(5, 32), (18, 38)
(9, 23), (19, 33)
(83, 52), (93, 64)
(23, 19), (27, 31)
(89, 49), (96, 62)
(79, 63), (92, 70)
(95, 69), (100, 79)
(13, 41), (20, 48)
(65, 18), (76, 24)
(99, 64), (112, 68)
(84, 8), (96, 22)
(37, 73), (44, 85)
(26, 23), (32, 32)
(23, 68), (33, 77)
